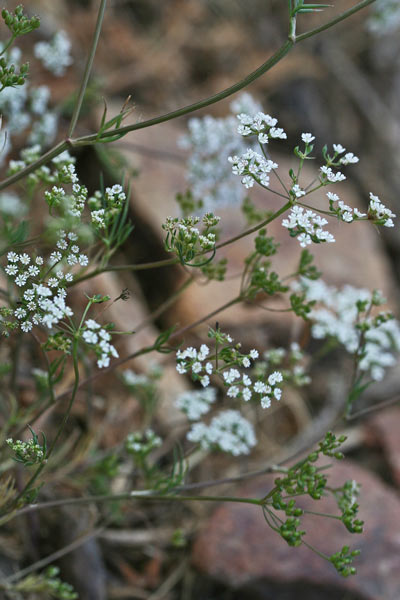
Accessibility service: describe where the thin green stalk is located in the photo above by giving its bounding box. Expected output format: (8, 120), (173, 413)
(69, 257), (179, 286)
(13, 490), (264, 519)
(68, 0), (108, 137)
(0, 34), (16, 56)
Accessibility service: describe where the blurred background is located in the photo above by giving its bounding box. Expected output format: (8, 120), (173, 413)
(2, 1), (400, 599)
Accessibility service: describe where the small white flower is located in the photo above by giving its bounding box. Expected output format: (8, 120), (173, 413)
(268, 371), (283, 386)
(200, 375), (210, 387)
(7, 252), (19, 263)
(19, 253), (30, 265)
(86, 319), (101, 330)
(301, 133), (315, 143)
(333, 144), (346, 154)
(21, 320), (33, 332)
(192, 361), (202, 374)
(227, 386), (240, 398)
(254, 381), (268, 394)
(249, 349), (259, 359)
(78, 254), (89, 266)
(83, 330), (98, 344)
(242, 387), (252, 401)
(261, 396), (271, 409)
(97, 355), (110, 369)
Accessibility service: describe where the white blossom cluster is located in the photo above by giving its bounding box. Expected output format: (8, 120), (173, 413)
(327, 192), (367, 223)
(368, 192), (396, 227)
(89, 185), (127, 229)
(228, 148), (278, 189)
(179, 93), (262, 210)
(319, 165), (346, 184)
(0, 46), (59, 163)
(3, 230), (89, 333)
(0, 192), (26, 217)
(176, 387), (217, 420)
(6, 436), (45, 465)
(296, 278), (400, 381)
(122, 369), (151, 387)
(187, 409), (257, 456)
(236, 111), (287, 144)
(260, 342), (311, 387)
(81, 319), (118, 369)
(34, 31), (73, 76)
(163, 214), (220, 257)
(282, 205), (336, 247)
(367, 0), (400, 35)
(125, 429), (162, 455)
(176, 337), (283, 410)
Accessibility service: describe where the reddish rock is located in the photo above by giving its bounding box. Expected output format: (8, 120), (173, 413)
(366, 407), (400, 487)
(192, 461), (400, 599)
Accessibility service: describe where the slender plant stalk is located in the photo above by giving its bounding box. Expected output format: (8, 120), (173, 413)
(68, 0), (108, 137)
(13, 490), (264, 519)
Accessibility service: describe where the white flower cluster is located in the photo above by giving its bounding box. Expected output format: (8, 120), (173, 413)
(125, 429), (162, 455)
(261, 342), (311, 387)
(176, 337), (283, 410)
(50, 230), (88, 268)
(176, 343), (213, 387)
(163, 214), (219, 257)
(187, 410), (256, 456)
(6, 436), (45, 464)
(368, 192), (396, 227)
(228, 149), (278, 189)
(179, 93), (262, 210)
(236, 111), (287, 144)
(0, 192), (26, 217)
(367, 0), (400, 35)
(81, 319), (118, 369)
(282, 205), (336, 247)
(327, 192), (366, 223)
(176, 387), (217, 420)
(34, 31), (73, 76)
(88, 184), (127, 229)
(5, 252), (73, 332)
(223, 366), (283, 408)
(296, 278), (400, 381)
(3, 230), (89, 332)
(319, 165), (346, 184)
(122, 369), (150, 387)
(0, 46), (58, 163)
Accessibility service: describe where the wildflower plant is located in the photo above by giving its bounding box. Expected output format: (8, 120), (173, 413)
(0, 0), (396, 595)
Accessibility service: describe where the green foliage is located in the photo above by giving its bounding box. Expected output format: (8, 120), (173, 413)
(14, 566), (78, 599)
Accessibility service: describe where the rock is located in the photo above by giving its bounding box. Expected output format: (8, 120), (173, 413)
(366, 407), (400, 487)
(192, 460), (400, 600)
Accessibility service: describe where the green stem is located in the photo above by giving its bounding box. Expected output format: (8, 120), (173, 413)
(69, 257), (179, 286)
(68, 0), (108, 137)
(13, 490), (264, 519)
(0, 34), (16, 56)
